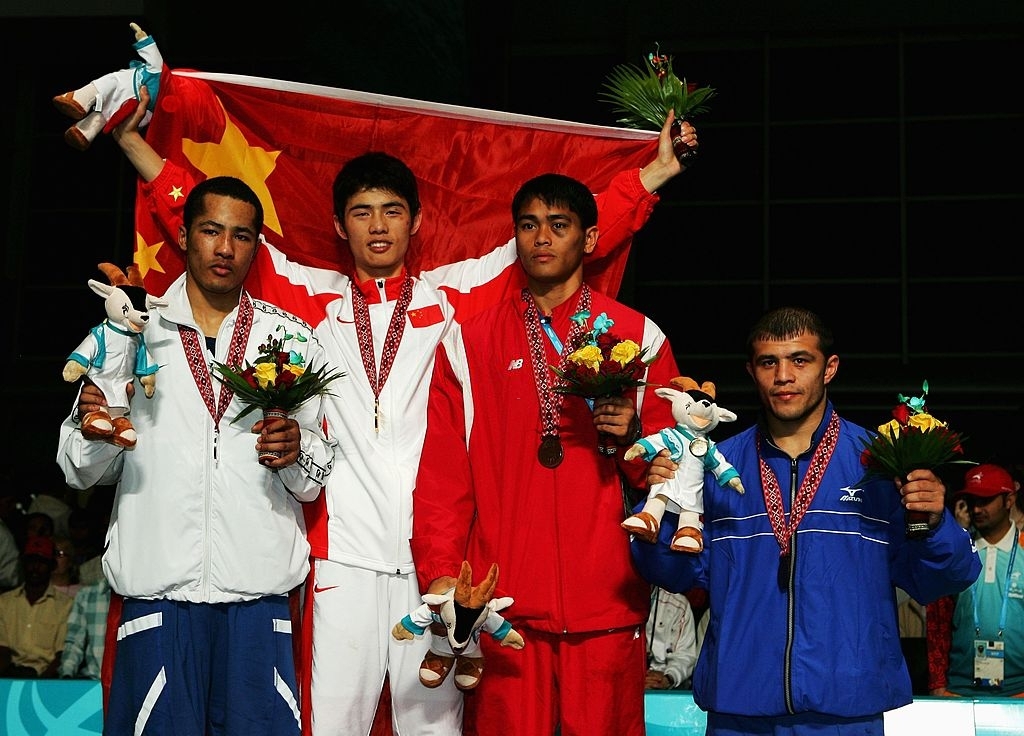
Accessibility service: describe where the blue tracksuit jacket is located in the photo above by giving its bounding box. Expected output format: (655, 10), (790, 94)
(631, 402), (981, 718)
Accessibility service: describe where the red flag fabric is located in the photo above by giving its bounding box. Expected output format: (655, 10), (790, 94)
(134, 69), (658, 307)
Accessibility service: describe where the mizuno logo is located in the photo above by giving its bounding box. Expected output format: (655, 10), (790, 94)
(839, 486), (864, 503)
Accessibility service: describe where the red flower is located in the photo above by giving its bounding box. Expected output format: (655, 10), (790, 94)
(241, 366), (259, 390)
(276, 370), (297, 388)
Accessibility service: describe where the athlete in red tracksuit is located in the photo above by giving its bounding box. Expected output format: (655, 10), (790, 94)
(412, 172), (681, 735)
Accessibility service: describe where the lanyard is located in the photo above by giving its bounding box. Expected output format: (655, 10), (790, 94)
(972, 534), (1019, 638)
(350, 276), (413, 433)
(539, 315), (594, 411)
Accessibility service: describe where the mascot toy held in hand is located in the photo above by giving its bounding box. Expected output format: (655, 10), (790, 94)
(392, 561), (524, 691)
(52, 21), (163, 151)
(622, 376), (745, 553)
(63, 263), (166, 449)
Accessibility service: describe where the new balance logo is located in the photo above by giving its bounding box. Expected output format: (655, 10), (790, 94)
(507, 358), (524, 370)
(839, 486), (864, 503)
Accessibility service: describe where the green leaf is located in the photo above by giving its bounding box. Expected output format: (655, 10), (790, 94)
(599, 54), (716, 130)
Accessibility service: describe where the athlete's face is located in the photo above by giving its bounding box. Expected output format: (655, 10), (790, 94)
(514, 196), (597, 286)
(335, 188), (422, 282)
(745, 331), (838, 426)
(178, 193), (259, 297)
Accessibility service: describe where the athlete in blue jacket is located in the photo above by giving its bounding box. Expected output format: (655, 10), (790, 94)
(631, 306), (980, 736)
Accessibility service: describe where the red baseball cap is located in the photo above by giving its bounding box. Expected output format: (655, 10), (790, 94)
(955, 464), (1016, 499)
(23, 535), (56, 560)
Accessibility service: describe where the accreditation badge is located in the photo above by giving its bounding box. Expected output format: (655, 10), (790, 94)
(973, 639), (1005, 689)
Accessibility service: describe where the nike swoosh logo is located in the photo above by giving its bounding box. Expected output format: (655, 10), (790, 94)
(336, 317), (355, 324)
(313, 584), (339, 593)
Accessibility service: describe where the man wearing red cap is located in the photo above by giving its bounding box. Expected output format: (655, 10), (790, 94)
(928, 463), (1024, 697)
(0, 535), (74, 678)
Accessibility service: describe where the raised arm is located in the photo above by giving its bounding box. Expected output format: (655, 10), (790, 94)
(111, 85), (163, 183)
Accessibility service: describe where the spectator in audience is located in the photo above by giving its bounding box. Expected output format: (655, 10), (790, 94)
(58, 576), (111, 680)
(895, 589), (928, 695)
(27, 486), (73, 539)
(75, 487), (114, 585)
(928, 463), (1024, 697)
(0, 487), (20, 592)
(645, 586), (698, 690)
(0, 535), (74, 677)
(21, 511), (55, 545)
(50, 536), (81, 599)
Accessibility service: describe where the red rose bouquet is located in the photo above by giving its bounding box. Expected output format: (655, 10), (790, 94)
(552, 310), (658, 456)
(213, 326), (344, 425)
(552, 310), (657, 399)
(859, 380), (969, 537)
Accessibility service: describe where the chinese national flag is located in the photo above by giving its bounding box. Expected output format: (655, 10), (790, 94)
(133, 68), (658, 322)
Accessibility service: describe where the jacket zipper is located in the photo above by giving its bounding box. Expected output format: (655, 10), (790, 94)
(783, 455), (798, 714)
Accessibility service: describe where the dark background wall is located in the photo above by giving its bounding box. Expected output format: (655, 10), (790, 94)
(4, 1), (1022, 493)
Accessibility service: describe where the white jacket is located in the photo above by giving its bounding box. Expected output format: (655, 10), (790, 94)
(261, 242), (510, 574)
(57, 274), (336, 603)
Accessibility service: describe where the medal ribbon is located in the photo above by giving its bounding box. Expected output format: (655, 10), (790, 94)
(179, 293), (254, 428)
(350, 276), (414, 432)
(758, 411), (840, 557)
(522, 285), (591, 442)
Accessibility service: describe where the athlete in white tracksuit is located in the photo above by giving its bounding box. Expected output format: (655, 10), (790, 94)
(57, 270), (336, 735)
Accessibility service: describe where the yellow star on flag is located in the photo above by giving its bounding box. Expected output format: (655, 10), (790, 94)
(181, 98), (283, 236)
(169, 185), (184, 201)
(133, 232), (166, 279)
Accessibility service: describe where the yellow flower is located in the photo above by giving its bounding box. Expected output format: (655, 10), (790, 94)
(283, 364), (306, 378)
(907, 412), (947, 432)
(609, 340), (641, 366)
(877, 419), (903, 439)
(568, 345), (603, 373)
(253, 362), (278, 389)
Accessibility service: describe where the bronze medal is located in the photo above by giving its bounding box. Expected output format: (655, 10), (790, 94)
(689, 437), (709, 458)
(538, 435), (564, 468)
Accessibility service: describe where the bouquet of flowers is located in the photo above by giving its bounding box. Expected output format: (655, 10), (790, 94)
(551, 310), (658, 457)
(552, 311), (657, 399)
(858, 380), (969, 537)
(212, 326), (344, 425)
(599, 44), (716, 161)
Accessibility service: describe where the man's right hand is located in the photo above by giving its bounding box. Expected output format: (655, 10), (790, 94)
(645, 668), (673, 689)
(111, 85), (150, 142)
(77, 380), (131, 418)
(648, 449), (678, 487)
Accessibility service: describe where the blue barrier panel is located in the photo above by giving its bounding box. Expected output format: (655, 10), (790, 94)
(4, 680), (1024, 735)
(0, 679), (102, 735)
(647, 691), (1024, 736)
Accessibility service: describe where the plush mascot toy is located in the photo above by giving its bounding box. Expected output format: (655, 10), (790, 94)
(52, 22), (163, 151)
(392, 561), (524, 691)
(63, 263), (166, 449)
(622, 376), (745, 553)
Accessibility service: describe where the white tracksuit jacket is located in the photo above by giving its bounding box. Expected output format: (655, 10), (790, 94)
(57, 273), (336, 603)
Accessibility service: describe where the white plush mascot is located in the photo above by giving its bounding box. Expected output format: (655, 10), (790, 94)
(63, 263), (166, 449)
(392, 561), (524, 691)
(52, 22), (163, 150)
(622, 376), (745, 553)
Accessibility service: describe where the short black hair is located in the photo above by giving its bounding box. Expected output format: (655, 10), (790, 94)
(511, 173), (597, 230)
(745, 306), (835, 360)
(183, 176), (264, 235)
(332, 152), (421, 219)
